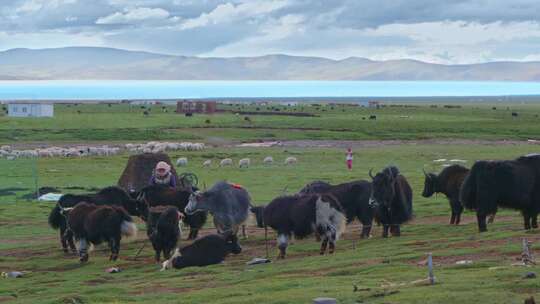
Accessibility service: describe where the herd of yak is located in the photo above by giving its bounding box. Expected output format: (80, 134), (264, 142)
(48, 153), (540, 270)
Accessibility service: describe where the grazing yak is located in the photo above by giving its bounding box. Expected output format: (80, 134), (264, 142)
(299, 180), (373, 238)
(185, 181), (251, 239)
(161, 233), (242, 270)
(369, 166), (413, 238)
(422, 165), (470, 225)
(65, 202), (137, 262)
(264, 193), (346, 259)
(137, 185), (207, 240)
(146, 206), (183, 262)
(460, 154), (540, 232)
(48, 186), (140, 253)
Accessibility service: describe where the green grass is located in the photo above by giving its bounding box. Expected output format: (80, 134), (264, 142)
(1, 143), (540, 303)
(2, 102), (540, 143)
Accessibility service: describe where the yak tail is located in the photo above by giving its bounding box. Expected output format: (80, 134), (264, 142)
(121, 221), (138, 238)
(459, 165), (478, 210)
(48, 205), (64, 230)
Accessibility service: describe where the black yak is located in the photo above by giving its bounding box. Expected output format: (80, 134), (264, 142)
(299, 180), (373, 238)
(264, 194), (346, 259)
(369, 166), (413, 237)
(460, 154), (540, 232)
(146, 206), (183, 262)
(65, 202), (137, 262)
(422, 165), (470, 225)
(137, 185), (207, 239)
(48, 186), (141, 253)
(185, 181), (251, 238)
(160, 233), (242, 270)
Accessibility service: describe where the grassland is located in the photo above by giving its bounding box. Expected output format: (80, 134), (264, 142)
(1, 103), (540, 303)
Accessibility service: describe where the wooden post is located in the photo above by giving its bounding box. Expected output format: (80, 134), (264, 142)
(522, 238), (535, 265)
(33, 156), (39, 200)
(427, 252), (435, 285)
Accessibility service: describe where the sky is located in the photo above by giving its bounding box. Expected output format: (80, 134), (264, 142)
(1, 0), (540, 64)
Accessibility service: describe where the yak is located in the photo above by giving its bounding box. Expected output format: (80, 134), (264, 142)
(146, 206), (183, 262)
(48, 186), (141, 253)
(65, 202), (137, 262)
(369, 166), (413, 238)
(137, 185), (207, 239)
(264, 193), (346, 259)
(299, 180), (373, 238)
(185, 181), (251, 239)
(160, 233), (242, 270)
(422, 165), (470, 225)
(460, 154), (540, 232)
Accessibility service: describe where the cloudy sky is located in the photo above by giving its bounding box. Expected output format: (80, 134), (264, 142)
(1, 0), (540, 64)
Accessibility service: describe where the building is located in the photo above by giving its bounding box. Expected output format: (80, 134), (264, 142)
(7, 103), (54, 117)
(176, 100), (217, 114)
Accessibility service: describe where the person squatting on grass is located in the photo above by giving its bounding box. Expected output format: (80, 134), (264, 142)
(149, 161), (176, 188)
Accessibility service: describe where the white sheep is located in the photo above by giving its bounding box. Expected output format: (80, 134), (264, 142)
(220, 158), (233, 167)
(284, 156), (297, 165)
(176, 157), (188, 167)
(238, 158), (250, 168)
(263, 156), (274, 165)
(203, 159), (212, 167)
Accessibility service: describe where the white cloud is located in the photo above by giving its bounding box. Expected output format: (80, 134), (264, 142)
(15, 0), (77, 14)
(96, 7), (171, 25)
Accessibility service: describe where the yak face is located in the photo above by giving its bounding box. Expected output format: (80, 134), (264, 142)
(369, 170), (396, 209)
(422, 173), (438, 198)
(224, 234), (242, 254)
(134, 193), (150, 221)
(185, 191), (208, 215)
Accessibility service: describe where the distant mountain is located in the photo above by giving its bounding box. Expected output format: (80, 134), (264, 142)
(1, 47), (540, 81)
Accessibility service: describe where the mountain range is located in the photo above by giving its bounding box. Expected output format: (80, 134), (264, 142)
(1, 47), (539, 81)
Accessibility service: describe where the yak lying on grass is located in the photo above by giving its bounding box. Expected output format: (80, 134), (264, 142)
(264, 193), (346, 259)
(460, 154), (540, 232)
(299, 180), (373, 238)
(65, 202), (137, 262)
(137, 185), (207, 239)
(369, 166), (413, 238)
(185, 181), (251, 238)
(48, 186), (140, 253)
(161, 233), (242, 270)
(147, 206), (183, 262)
(422, 165), (470, 225)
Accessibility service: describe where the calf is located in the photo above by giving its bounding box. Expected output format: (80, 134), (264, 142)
(264, 194), (346, 259)
(146, 206), (183, 262)
(161, 233), (242, 270)
(65, 202), (137, 262)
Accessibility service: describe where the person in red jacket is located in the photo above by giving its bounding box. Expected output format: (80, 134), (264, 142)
(346, 148), (353, 170)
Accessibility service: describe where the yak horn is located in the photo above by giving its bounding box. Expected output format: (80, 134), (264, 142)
(422, 168), (429, 177)
(368, 168), (375, 179)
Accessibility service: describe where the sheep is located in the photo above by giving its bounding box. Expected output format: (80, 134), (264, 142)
(263, 156), (274, 165)
(220, 158), (233, 167)
(203, 160), (212, 168)
(176, 157), (188, 167)
(284, 156), (297, 165)
(238, 158), (250, 168)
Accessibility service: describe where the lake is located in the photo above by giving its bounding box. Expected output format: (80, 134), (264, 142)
(1, 80), (540, 100)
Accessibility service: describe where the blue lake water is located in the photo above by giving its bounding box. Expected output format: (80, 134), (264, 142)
(1, 80), (540, 100)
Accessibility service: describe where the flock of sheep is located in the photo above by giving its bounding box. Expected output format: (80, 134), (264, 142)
(0, 141), (205, 160)
(176, 156), (298, 168)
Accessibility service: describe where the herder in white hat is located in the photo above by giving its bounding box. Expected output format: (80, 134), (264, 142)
(149, 161), (177, 188)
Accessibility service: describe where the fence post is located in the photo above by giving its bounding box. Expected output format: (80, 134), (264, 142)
(428, 252), (435, 285)
(33, 156), (39, 200)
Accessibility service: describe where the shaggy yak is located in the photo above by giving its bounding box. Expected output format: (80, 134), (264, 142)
(264, 193), (346, 259)
(422, 165), (470, 225)
(299, 180), (373, 238)
(64, 202), (137, 262)
(137, 185), (207, 239)
(185, 181), (251, 238)
(161, 233), (242, 270)
(460, 154), (540, 232)
(146, 206), (183, 262)
(369, 166), (413, 238)
(48, 186), (140, 253)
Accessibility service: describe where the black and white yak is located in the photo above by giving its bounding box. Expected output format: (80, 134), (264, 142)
(137, 184), (207, 239)
(64, 202), (137, 262)
(185, 181), (251, 239)
(369, 166), (413, 238)
(264, 193), (346, 259)
(160, 233), (242, 270)
(299, 180), (373, 238)
(146, 206), (183, 262)
(460, 154), (540, 232)
(48, 186), (141, 253)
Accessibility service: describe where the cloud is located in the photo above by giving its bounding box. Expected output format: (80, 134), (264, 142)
(96, 7), (171, 25)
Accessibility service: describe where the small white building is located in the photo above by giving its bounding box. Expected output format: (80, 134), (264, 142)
(8, 103), (54, 117)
